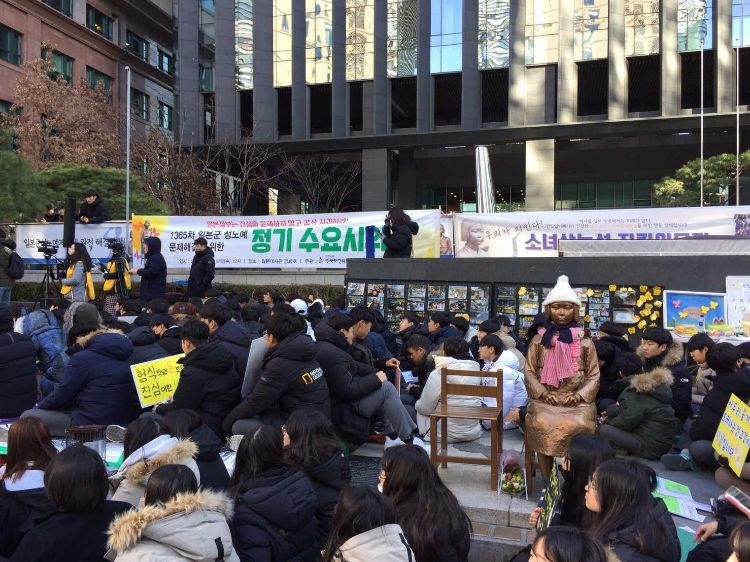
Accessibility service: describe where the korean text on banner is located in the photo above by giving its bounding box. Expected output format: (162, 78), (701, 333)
(130, 210), (441, 269)
(712, 394), (750, 476)
(452, 206), (750, 258)
(131, 354), (185, 408)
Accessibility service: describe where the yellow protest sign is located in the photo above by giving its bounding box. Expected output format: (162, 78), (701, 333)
(131, 355), (185, 408)
(712, 394), (750, 476)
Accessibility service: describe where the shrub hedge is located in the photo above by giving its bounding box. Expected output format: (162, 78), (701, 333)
(10, 281), (345, 305)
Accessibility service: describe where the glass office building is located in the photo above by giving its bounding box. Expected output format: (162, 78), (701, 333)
(174, 0), (748, 213)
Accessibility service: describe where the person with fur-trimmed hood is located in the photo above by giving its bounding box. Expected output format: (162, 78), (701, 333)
(21, 327), (136, 437)
(107, 464), (239, 562)
(636, 327), (693, 426)
(597, 351), (679, 459)
(109, 418), (201, 508)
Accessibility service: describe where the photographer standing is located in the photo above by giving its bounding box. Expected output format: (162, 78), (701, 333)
(101, 241), (131, 314)
(186, 237), (215, 298)
(60, 242), (95, 302)
(381, 207), (419, 258)
(0, 229), (16, 306)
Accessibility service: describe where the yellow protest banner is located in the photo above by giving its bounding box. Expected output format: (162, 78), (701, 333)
(131, 355), (185, 408)
(712, 394), (750, 476)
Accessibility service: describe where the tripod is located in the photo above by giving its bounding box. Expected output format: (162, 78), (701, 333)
(101, 254), (130, 315)
(34, 255), (61, 310)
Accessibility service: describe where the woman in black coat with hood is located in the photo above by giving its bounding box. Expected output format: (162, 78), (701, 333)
(133, 237), (167, 302)
(381, 207), (419, 258)
(284, 409), (350, 550)
(231, 425), (318, 562)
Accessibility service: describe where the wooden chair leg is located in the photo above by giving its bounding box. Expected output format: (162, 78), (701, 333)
(430, 416), (438, 466)
(440, 416), (448, 468)
(490, 419), (498, 492)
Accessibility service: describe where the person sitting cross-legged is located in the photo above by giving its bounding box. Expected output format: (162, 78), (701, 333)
(222, 312), (331, 437)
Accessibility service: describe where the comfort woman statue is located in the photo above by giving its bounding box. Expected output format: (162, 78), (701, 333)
(524, 275), (600, 479)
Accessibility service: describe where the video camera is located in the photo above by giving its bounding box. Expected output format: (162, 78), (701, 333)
(104, 238), (125, 256)
(37, 240), (58, 258)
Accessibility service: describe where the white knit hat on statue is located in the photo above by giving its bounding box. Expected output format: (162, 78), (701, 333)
(542, 275), (581, 307)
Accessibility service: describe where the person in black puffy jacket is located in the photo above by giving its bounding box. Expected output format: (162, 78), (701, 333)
(186, 237), (215, 298)
(381, 207), (419, 258)
(133, 237), (166, 302)
(231, 425), (318, 562)
(24, 328), (136, 436)
(223, 313), (330, 436)
(637, 327), (693, 426)
(283, 409), (350, 550)
(200, 303), (253, 376)
(164, 409), (230, 491)
(0, 305), (38, 418)
(314, 314), (418, 445)
(155, 320), (241, 440)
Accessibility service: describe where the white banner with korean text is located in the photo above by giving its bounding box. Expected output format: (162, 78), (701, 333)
(451, 206), (750, 258)
(130, 210), (441, 269)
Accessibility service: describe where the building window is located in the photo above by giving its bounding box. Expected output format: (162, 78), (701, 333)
(0, 25), (22, 66)
(86, 5), (114, 40)
(306, 0), (333, 84)
(45, 50), (74, 83)
(346, 0), (374, 80)
(525, 0), (559, 65)
(478, 0), (510, 70)
(85, 66), (113, 92)
(158, 101), (173, 130)
(200, 64), (214, 92)
(236, 0), (253, 89)
(42, 0), (73, 17)
(200, 0), (216, 45)
(575, 0), (608, 61)
(481, 68), (509, 122)
(203, 93), (215, 141)
(733, 0), (750, 47)
(431, 0), (463, 73)
(678, 0), (712, 51)
(387, 0), (418, 77)
(158, 49), (174, 74)
(126, 31), (150, 62)
(309, 84), (332, 133)
(274, 0), (293, 87)
(625, 0), (660, 56)
(131, 88), (150, 120)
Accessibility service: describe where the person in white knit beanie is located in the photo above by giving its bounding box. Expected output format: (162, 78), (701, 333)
(523, 275), (600, 479)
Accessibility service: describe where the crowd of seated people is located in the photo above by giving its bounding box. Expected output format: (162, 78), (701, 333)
(1, 279), (749, 562)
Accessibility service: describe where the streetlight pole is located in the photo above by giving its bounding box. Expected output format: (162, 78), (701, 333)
(125, 66), (131, 254)
(700, 34), (705, 207)
(737, 42), (741, 206)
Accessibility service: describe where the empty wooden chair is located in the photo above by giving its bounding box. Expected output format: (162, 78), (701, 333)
(429, 367), (504, 491)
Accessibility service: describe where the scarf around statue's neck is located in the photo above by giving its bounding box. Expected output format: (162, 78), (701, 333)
(538, 320), (582, 388)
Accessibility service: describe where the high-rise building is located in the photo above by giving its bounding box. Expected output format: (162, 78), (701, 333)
(175, 0), (748, 213)
(0, 0), (175, 140)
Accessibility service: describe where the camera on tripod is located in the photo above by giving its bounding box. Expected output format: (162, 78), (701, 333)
(37, 240), (58, 258)
(104, 238), (125, 256)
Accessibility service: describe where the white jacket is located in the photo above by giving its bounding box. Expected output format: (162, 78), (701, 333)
(334, 524), (415, 562)
(481, 350), (529, 417)
(415, 356), (483, 442)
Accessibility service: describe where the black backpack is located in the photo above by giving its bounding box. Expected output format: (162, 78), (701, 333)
(6, 250), (24, 280)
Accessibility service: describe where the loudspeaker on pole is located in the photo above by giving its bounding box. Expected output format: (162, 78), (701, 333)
(63, 197), (76, 248)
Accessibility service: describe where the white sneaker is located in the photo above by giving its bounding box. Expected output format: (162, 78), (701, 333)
(384, 436), (406, 448)
(411, 436), (431, 454)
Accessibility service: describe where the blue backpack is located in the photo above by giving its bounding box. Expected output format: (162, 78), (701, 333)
(6, 250), (24, 280)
